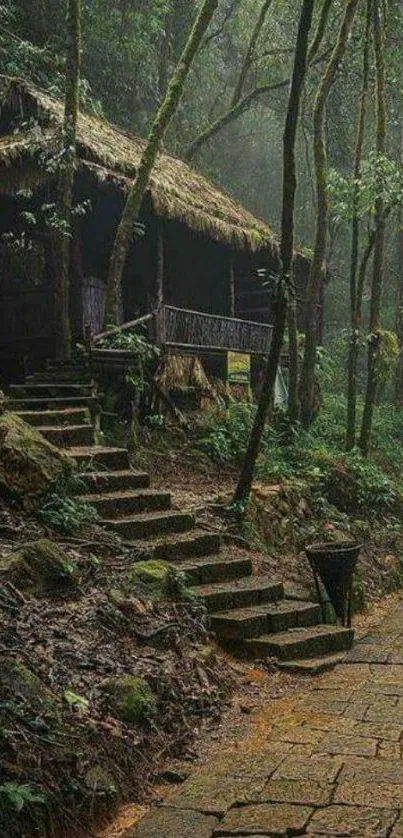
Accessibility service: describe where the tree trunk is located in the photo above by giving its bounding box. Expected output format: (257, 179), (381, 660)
(233, 0), (315, 508)
(103, 0), (219, 328)
(53, 0), (81, 360)
(286, 297), (300, 423)
(298, 0), (361, 429)
(230, 0), (274, 108)
(394, 127), (403, 407)
(346, 0), (372, 450)
(359, 0), (387, 455)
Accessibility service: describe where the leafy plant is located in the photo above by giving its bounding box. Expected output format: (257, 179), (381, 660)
(38, 476), (99, 535)
(0, 782), (45, 813)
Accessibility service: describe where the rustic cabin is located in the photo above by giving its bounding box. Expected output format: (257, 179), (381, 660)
(0, 75), (320, 385)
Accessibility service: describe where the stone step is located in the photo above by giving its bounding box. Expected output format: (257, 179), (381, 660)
(179, 555), (252, 586)
(27, 371), (93, 383)
(81, 489), (171, 518)
(105, 509), (195, 540)
(15, 408), (91, 427)
(192, 577), (283, 613)
(78, 470), (150, 493)
(277, 652), (348, 675)
(10, 383), (94, 399)
(130, 530), (221, 561)
(38, 424), (95, 448)
(8, 396), (98, 411)
(66, 446), (130, 471)
(210, 600), (320, 642)
(245, 625), (354, 661)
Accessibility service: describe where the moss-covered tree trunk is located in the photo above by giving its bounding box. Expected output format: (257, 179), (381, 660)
(233, 0), (315, 508)
(103, 0), (219, 328)
(53, 0), (81, 360)
(359, 0), (387, 455)
(298, 0), (361, 429)
(346, 0), (372, 450)
(286, 0), (334, 425)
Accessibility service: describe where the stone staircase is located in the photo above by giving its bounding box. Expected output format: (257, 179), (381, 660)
(7, 365), (354, 673)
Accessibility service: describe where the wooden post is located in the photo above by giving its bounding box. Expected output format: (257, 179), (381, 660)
(155, 221), (165, 347)
(229, 256), (235, 318)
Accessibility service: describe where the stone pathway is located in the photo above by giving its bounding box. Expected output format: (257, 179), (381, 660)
(127, 600), (403, 837)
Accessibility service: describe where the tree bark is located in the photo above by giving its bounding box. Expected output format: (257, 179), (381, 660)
(103, 0), (219, 328)
(53, 0), (81, 360)
(346, 0), (372, 450)
(394, 126), (403, 407)
(233, 0), (315, 508)
(298, 0), (361, 429)
(359, 0), (387, 455)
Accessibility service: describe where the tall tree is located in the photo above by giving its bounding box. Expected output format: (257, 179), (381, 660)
(359, 0), (387, 454)
(346, 0), (372, 449)
(53, 0), (81, 359)
(287, 0), (335, 423)
(103, 0), (219, 327)
(298, 0), (361, 429)
(233, 0), (315, 508)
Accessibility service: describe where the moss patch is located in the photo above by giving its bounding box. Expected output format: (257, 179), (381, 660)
(0, 413), (73, 510)
(0, 658), (59, 717)
(104, 676), (157, 724)
(0, 539), (78, 593)
(128, 560), (188, 601)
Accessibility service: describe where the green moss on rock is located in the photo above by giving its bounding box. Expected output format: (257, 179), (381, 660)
(0, 539), (78, 593)
(104, 676), (157, 724)
(84, 766), (117, 795)
(0, 413), (73, 510)
(0, 658), (59, 717)
(128, 560), (188, 601)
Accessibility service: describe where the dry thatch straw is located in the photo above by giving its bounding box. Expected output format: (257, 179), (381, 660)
(156, 354), (217, 399)
(0, 75), (286, 256)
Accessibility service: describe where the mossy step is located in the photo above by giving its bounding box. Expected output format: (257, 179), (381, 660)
(81, 489), (171, 517)
(27, 371), (93, 383)
(8, 396), (98, 410)
(105, 509), (195, 540)
(277, 652), (348, 674)
(210, 600), (320, 641)
(66, 445), (130, 470)
(10, 383), (94, 398)
(127, 530), (221, 560)
(192, 577), (283, 613)
(38, 424), (95, 447)
(78, 469), (150, 493)
(180, 555), (252, 586)
(15, 408), (91, 427)
(244, 625), (354, 661)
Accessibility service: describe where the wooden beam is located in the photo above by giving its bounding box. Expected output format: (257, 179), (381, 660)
(155, 221), (165, 346)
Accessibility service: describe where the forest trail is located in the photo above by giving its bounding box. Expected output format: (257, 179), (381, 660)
(125, 598), (403, 837)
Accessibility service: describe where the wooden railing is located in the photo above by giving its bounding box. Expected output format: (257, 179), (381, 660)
(162, 305), (272, 355)
(93, 306), (272, 356)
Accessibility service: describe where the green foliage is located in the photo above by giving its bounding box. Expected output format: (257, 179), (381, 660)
(0, 782), (45, 813)
(38, 476), (99, 535)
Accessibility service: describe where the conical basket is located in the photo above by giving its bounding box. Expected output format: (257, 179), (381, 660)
(305, 541), (362, 627)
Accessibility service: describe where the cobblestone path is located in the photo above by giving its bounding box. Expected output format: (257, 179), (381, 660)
(127, 601), (403, 837)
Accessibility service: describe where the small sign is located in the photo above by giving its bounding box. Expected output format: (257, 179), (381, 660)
(227, 352), (251, 386)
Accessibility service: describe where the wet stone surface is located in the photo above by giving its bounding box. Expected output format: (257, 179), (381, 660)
(131, 601), (403, 838)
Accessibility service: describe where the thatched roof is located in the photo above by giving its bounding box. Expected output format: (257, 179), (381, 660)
(0, 76), (305, 260)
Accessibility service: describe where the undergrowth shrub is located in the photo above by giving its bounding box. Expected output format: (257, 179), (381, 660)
(38, 476), (99, 535)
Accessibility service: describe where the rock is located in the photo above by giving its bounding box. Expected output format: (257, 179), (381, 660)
(0, 657), (59, 718)
(104, 676), (157, 724)
(127, 808), (218, 838)
(128, 560), (186, 600)
(84, 766), (117, 795)
(0, 539), (79, 593)
(0, 413), (73, 510)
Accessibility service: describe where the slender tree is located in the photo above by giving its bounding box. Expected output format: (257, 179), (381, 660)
(53, 0), (81, 359)
(233, 0), (315, 508)
(298, 0), (361, 429)
(346, 0), (372, 449)
(104, 0), (219, 328)
(359, 0), (387, 454)
(287, 0), (335, 423)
